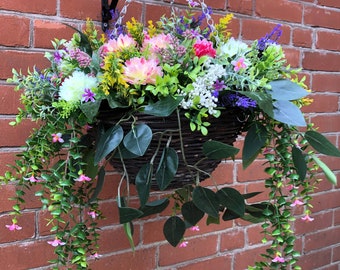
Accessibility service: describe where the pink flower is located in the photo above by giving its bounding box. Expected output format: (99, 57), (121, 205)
(87, 211), (98, 219)
(6, 223), (22, 231)
(47, 238), (66, 247)
(286, 184), (297, 192)
(193, 39), (216, 58)
(178, 241), (188, 248)
(272, 253), (285, 263)
(123, 57), (163, 85)
(190, 225), (200, 232)
(75, 174), (92, 182)
(301, 214), (314, 222)
(90, 252), (102, 259)
(52, 133), (64, 143)
(290, 199), (304, 207)
(231, 57), (247, 72)
(101, 34), (137, 53)
(143, 33), (172, 56)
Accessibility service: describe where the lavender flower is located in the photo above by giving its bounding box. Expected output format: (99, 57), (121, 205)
(257, 24), (282, 51)
(219, 93), (257, 109)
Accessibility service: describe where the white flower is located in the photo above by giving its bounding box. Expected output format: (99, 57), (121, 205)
(59, 71), (98, 103)
(220, 38), (249, 57)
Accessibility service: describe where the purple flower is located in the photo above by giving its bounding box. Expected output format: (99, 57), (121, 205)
(82, 88), (96, 102)
(219, 93), (257, 109)
(235, 96), (257, 108)
(213, 80), (226, 91)
(257, 24), (282, 51)
(54, 51), (63, 63)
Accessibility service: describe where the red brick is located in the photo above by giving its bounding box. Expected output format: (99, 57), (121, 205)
(0, 119), (37, 147)
(302, 94), (339, 113)
(89, 247), (157, 269)
(97, 225), (140, 254)
(0, 85), (22, 115)
(245, 181), (268, 203)
(0, 212), (35, 243)
(303, 51), (340, 72)
(0, 15), (30, 47)
(203, 162), (234, 187)
(220, 228), (245, 250)
(318, 0), (340, 8)
(316, 30), (340, 51)
(312, 73), (340, 93)
(145, 3), (172, 23)
(293, 28), (313, 48)
(335, 208), (340, 226)
(33, 20), (75, 49)
(310, 114), (340, 133)
(0, 50), (49, 80)
(241, 19), (291, 44)
(142, 219), (166, 244)
(311, 190), (340, 213)
(284, 47), (301, 68)
(172, 0), (226, 10)
(233, 245), (268, 269)
(116, 2), (144, 25)
(305, 6), (340, 30)
(305, 227), (340, 251)
(299, 248), (332, 269)
(237, 160), (268, 182)
(295, 210), (333, 235)
(0, 151), (20, 176)
(159, 235), (218, 266)
(0, 240), (54, 269)
(255, 0), (303, 23)
(227, 0), (253, 15)
(333, 244), (340, 263)
(60, 0), (101, 21)
(178, 255), (232, 270)
(0, 0), (56, 15)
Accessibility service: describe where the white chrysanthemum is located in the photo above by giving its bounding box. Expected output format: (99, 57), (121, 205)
(59, 71), (98, 102)
(220, 38), (249, 57)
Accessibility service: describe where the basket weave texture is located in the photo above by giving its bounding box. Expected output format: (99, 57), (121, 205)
(97, 108), (247, 189)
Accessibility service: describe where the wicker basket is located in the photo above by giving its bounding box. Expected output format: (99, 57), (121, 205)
(96, 108), (247, 189)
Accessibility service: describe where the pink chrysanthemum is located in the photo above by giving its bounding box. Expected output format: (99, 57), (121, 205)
(143, 33), (172, 56)
(123, 57), (163, 85)
(102, 34), (137, 53)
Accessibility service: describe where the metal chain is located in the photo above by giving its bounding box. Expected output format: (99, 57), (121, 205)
(197, 0), (220, 44)
(113, 0), (132, 34)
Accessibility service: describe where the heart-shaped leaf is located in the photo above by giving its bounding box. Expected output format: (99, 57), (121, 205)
(94, 125), (123, 165)
(118, 206), (143, 224)
(305, 131), (340, 157)
(143, 96), (183, 117)
(216, 187), (245, 217)
(181, 201), (204, 226)
(163, 216), (186, 247)
(222, 209), (240, 221)
(242, 123), (269, 169)
(139, 198), (170, 218)
(292, 146), (307, 180)
(80, 99), (102, 123)
(135, 163), (153, 207)
(156, 147), (178, 190)
(123, 124), (152, 156)
(192, 186), (219, 218)
(203, 140), (239, 160)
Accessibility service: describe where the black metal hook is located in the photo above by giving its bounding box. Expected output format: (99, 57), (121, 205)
(102, 0), (119, 32)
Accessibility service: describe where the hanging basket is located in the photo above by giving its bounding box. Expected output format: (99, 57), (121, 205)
(95, 107), (248, 189)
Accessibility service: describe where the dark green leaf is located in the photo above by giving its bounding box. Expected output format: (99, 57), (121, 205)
(113, 144), (139, 159)
(273, 100), (306, 126)
(118, 207), (143, 224)
(222, 209), (240, 221)
(163, 216), (186, 247)
(312, 155), (337, 185)
(292, 147), (307, 180)
(89, 166), (105, 202)
(94, 125), (123, 165)
(181, 201), (204, 226)
(80, 99), (101, 123)
(203, 140), (239, 160)
(269, 79), (309, 101)
(123, 124), (152, 156)
(241, 214), (265, 223)
(239, 91), (273, 117)
(192, 186), (219, 218)
(135, 163), (153, 207)
(142, 96), (183, 117)
(242, 191), (262, 200)
(64, 24), (92, 55)
(206, 215), (220, 225)
(156, 147), (178, 190)
(242, 123), (269, 169)
(216, 187), (245, 217)
(139, 198), (170, 218)
(305, 131), (340, 157)
(107, 95), (128, 109)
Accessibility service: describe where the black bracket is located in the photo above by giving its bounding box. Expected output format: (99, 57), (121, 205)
(102, 0), (119, 32)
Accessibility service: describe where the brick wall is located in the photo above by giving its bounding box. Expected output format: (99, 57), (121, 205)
(0, 0), (339, 269)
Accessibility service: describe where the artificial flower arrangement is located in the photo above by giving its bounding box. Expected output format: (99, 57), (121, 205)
(2, 0), (340, 269)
